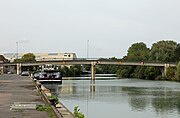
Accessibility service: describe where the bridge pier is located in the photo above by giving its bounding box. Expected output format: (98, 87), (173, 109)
(17, 63), (22, 75)
(91, 62), (96, 80)
(0, 66), (4, 74)
(163, 64), (170, 77)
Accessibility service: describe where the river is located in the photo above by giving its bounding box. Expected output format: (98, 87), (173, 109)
(44, 78), (180, 118)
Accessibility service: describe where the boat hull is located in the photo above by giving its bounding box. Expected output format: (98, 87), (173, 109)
(37, 78), (62, 84)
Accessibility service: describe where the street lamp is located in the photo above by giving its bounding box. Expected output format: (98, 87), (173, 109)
(16, 41), (18, 60)
(87, 40), (89, 59)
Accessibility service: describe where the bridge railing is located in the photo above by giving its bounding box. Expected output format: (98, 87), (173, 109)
(0, 58), (177, 67)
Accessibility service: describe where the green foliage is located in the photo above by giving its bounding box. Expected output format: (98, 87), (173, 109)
(73, 106), (85, 118)
(14, 53), (36, 62)
(117, 66), (162, 80)
(96, 57), (119, 74)
(126, 42), (150, 62)
(59, 65), (83, 77)
(144, 67), (161, 80)
(36, 105), (56, 118)
(36, 89), (41, 96)
(118, 40), (180, 81)
(149, 40), (177, 62)
(133, 66), (146, 79)
(175, 43), (180, 62)
(83, 65), (91, 71)
(21, 53), (36, 62)
(116, 66), (135, 78)
(117, 69), (130, 78)
(175, 62), (180, 81)
(166, 67), (176, 80)
(96, 64), (119, 74)
(13, 59), (21, 62)
(48, 94), (59, 105)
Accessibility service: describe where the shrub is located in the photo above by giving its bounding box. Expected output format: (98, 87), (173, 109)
(73, 106), (85, 118)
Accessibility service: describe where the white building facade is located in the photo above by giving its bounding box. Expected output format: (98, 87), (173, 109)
(1, 53), (77, 62)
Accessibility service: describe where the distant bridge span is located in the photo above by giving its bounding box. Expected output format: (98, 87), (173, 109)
(1, 60), (176, 67)
(0, 59), (176, 80)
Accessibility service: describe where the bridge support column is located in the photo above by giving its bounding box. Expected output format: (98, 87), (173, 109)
(91, 62), (96, 81)
(0, 66), (4, 75)
(163, 64), (170, 77)
(17, 63), (22, 75)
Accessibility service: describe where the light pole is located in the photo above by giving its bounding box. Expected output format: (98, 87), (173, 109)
(16, 41), (18, 60)
(87, 40), (89, 59)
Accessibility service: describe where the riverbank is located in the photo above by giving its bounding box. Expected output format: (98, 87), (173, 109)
(34, 78), (74, 118)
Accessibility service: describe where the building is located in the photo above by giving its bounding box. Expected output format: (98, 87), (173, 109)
(1, 53), (77, 62)
(0, 55), (9, 74)
(35, 53), (77, 61)
(0, 55), (8, 63)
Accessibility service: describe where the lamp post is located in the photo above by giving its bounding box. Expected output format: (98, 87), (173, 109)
(16, 41), (21, 75)
(16, 41), (18, 60)
(87, 40), (89, 59)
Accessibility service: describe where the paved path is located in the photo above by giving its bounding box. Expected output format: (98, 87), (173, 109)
(0, 74), (49, 118)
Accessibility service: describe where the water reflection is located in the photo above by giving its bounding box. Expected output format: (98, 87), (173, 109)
(90, 80), (95, 97)
(44, 79), (180, 118)
(43, 83), (62, 96)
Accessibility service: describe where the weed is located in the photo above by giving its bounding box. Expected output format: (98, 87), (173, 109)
(36, 105), (56, 118)
(73, 106), (85, 118)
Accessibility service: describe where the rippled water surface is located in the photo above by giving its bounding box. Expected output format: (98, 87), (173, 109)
(44, 79), (180, 118)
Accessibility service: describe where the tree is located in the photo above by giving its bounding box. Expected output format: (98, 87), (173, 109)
(175, 62), (180, 81)
(144, 67), (161, 80)
(21, 53), (36, 62)
(166, 67), (176, 81)
(175, 43), (180, 62)
(96, 57), (119, 74)
(149, 40), (177, 62)
(116, 66), (135, 78)
(133, 66), (146, 79)
(60, 66), (71, 76)
(118, 42), (150, 79)
(125, 42), (150, 62)
(59, 65), (83, 77)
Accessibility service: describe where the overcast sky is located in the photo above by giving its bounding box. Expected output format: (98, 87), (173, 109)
(0, 0), (180, 58)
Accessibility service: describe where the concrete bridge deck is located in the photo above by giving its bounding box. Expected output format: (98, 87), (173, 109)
(0, 59), (176, 80)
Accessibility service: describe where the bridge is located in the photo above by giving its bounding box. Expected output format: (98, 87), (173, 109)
(0, 59), (176, 80)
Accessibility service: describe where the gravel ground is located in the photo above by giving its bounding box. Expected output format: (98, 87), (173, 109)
(0, 74), (49, 118)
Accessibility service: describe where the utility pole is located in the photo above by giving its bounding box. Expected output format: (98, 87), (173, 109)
(87, 40), (89, 59)
(16, 41), (18, 60)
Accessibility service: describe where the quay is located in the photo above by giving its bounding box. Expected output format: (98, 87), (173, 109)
(0, 74), (74, 118)
(0, 74), (49, 118)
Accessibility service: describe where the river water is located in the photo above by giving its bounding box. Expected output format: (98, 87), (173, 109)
(44, 78), (180, 118)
